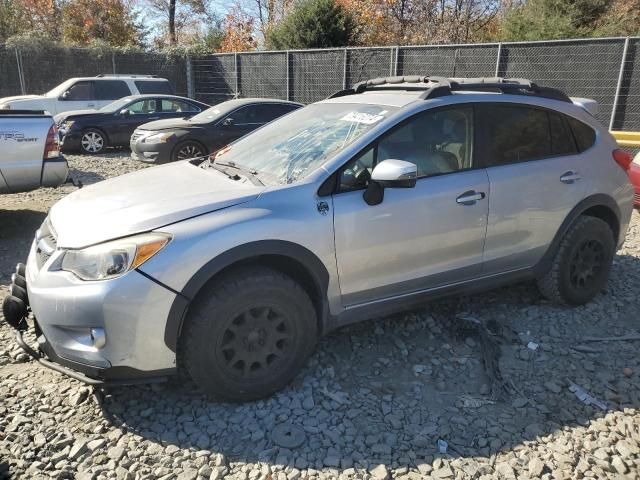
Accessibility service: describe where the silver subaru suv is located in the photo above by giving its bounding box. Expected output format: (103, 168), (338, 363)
(3, 77), (635, 401)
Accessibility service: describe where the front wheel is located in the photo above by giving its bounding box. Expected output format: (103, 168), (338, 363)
(181, 266), (318, 401)
(172, 141), (206, 162)
(537, 216), (615, 305)
(80, 129), (106, 154)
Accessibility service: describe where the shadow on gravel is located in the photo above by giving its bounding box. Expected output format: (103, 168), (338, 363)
(0, 209), (46, 285)
(0, 461), (10, 480)
(68, 168), (105, 186)
(94, 253), (640, 474)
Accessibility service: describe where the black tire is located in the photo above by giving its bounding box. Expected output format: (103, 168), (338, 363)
(80, 128), (107, 154)
(181, 266), (318, 401)
(172, 140), (206, 162)
(537, 216), (615, 306)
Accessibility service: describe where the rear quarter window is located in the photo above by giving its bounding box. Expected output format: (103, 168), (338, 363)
(549, 112), (578, 156)
(567, 116), (596, 152)
(135, 80), (173, 94)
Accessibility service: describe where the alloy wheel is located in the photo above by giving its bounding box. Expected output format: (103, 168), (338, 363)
(81, 132), (104, 153)
(176, 144), (203, 160)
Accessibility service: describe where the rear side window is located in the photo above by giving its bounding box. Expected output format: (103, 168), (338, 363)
(135, 80), (173, 94)
(255, 104), (299, 122)
(567, 116), (596, 152)
(161, 99), (199, 113)
(95, 80), (131, 100)
(549, 112), (578, 156)
(481, 104), (550, 165)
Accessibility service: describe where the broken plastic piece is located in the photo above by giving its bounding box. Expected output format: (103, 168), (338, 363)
(437, 439), (448, 454)
(568, 380), (607, 411)
(527, 341), (539, 350)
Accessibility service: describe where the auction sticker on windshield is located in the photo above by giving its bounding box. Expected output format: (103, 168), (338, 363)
(340, 111), (385, 124)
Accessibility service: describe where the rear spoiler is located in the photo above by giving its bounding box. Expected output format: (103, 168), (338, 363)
(571, 97), (598, 117)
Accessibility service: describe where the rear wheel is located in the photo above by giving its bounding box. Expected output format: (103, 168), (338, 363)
(181, 266), (317, 401)
(80, 128), (106, 154)
(537, 216), (615, 305)
(172, 141), (206, 162)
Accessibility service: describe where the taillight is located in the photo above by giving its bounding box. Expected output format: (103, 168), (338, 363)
(612, 149), (632, 172)
(43, 124), (60, 160)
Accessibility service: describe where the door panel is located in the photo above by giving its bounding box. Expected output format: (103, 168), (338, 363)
(333, 169), (489, 306)
(483, 156), (587, 273)
(478, 103), (588, 274)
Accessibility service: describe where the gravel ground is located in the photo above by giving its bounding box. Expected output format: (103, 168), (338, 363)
(1, 152), (640, 480)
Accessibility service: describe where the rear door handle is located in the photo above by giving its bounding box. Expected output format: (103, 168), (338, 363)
(456, 190), (485, 205)
(560, 171), (581, 184)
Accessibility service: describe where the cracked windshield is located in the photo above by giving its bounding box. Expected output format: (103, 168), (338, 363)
(210, 103), (398, 185)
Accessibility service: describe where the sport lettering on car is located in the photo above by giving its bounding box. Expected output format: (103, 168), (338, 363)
(0, 131), (38, 142)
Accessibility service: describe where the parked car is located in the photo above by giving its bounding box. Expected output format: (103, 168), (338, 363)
(3, 77), (634, 402)
(0, 110), (68, 194)
(55, 95), (210, 154)
(130, 98), (302, 163)
(630, 151), (640, 207)
(0, 75), (173, 115)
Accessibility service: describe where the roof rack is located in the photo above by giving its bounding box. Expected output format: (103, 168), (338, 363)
(328, 76), (572, 103)
(95, 74), (158, 78)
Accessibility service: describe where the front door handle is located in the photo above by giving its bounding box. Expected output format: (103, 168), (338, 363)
(560, 171), (581, 184)
(456, 190), (485, 205)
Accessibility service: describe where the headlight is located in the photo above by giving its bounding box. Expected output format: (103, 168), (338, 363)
(144, 132), (176, 144)
(59, 232), (171, 281)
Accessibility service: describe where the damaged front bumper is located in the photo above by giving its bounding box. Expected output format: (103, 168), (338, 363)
(2, 261), (176, 386)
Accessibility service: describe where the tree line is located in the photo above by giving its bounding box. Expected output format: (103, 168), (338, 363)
(0, 0), (638, 53)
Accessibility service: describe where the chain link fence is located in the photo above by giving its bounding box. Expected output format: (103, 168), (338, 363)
(1, 38), (639, 132)
(0, 45), (188, 98)
(193, 37), (640, 132)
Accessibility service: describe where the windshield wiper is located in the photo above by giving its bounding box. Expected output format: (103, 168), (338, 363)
(215, 161), (264, 186)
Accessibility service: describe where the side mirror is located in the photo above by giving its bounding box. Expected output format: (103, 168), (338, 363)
(61, 91), (70, 100)
(363, 159), (417, 206)
(222, 117), (234, 126)
(119, 109), (131, 117)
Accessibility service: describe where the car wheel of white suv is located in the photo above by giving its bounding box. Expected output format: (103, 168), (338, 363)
(181, 266), (318, 401)
(80, 128), (106, 154)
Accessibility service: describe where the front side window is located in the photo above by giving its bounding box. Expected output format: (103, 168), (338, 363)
(339, 106), (474, 191)
(224, 106), (256, 124)
(128, 99), (158, 114)
(210, 103), (398, 185)
(481, 104), (550, 165)
(64, 81), (93, 101)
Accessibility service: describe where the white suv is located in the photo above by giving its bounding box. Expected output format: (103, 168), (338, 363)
(0, 75), (173, 115)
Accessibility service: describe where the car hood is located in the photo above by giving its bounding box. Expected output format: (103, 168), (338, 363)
(50, 161), (264, 248)
(54, 110), (100, 123)
(138, 118), (195, 131)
